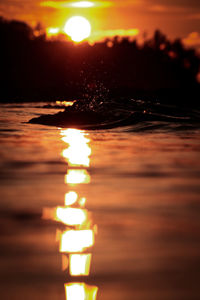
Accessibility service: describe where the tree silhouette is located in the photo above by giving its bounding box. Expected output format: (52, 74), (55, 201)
(0, 16), (199, 106)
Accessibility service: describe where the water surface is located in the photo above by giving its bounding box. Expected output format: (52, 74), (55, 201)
(0, 102), (200, 300)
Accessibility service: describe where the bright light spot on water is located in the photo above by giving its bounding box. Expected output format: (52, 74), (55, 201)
(55, 207), (88, 226)
(61, 129), (90, 144)
(61, 129), (91, 167)
(60, 229), (94, 252)
(79, 197), (86, 207)
(65, 170), (91, 185)
(69, 253), (92, 276)
(65, 283), (98, 300)
(65, 191), (78, 205)
(65, 283), (85, 300)
(62, 147), (91, 167)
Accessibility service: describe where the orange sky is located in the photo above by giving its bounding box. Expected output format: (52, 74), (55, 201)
(0, 0), (200, 47)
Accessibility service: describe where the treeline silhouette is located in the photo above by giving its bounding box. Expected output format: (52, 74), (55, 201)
(0, 17), (200, 105)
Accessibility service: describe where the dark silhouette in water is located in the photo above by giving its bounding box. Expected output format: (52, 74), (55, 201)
(29, 98), (200, 129)
(0, 16), (200, 107)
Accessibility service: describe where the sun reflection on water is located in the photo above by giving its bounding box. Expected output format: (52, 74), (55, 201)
(55, 207), (88, 226)
(43, 128), (98, 299)
(65, 169), (91, 184)
(65, 283), (98, 300)
(65, 191), (78, 205)
(61, 128), (91, 167)
(60, 229), (94, 253)
(69, 253), (92, 276)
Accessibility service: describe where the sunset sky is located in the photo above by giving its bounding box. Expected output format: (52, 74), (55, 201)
(0, 0), (200, 46)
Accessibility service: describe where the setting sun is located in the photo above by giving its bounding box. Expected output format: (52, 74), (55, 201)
(64, 16), (91, 42)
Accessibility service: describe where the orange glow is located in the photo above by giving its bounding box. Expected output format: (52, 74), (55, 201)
(60, 229), (94, 252)
(65, 191), (78, 205)
(65, 170), (91, 184)
(55, 207), (88, 226)
(79, 197), (86, 207)
(65, 283), (98, 300)
(64, 16), (91, 42)
(47, 27), (60, 36)
(89, 28), (139, 44)
(62, 255), (69, 271)
(182, 32), (200, 51)
(56, 100), (75, 107)
(40, 1), (111, 9)
(69, 254), (92, 276)
(42, 207), (53, 220)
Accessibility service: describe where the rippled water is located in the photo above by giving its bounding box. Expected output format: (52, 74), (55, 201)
(0, 102), (200, 300)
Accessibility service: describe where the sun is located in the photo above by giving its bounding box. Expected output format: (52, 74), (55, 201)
(64, 16), (91, 42)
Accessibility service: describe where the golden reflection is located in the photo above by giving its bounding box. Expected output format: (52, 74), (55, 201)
(55, 207), (88, 226)
(56, 100), (75, 107)
(61, 129), (90, 143)
(60, 229), (94, 253)
(69, 254), (92, 276)
(61, 128), (90, 146)
(65, 191), (78, 205)
(65, 283), (98, 300)
(79, 197), (86, 207)
(65, 170), (91, 184)
(55, 128), (98, 296)
(62, 148), (90, 167)
(61, 129), (91, 167)
(62, 255), (69, 271)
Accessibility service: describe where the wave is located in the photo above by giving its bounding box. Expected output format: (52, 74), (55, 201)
(28, 98), (200, 131)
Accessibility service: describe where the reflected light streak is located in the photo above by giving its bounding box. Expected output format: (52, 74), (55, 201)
(65, 191), (78, 205)
(65, 170), (91, 184)
(65, 283), (98, 300)
(69, 254), (92, 276)
(61, 129), (90, 145)
(55, 207), (88, 226)
(62, 147), (90, 167)
(63, 145), (91, 157)
(60, 229), (94, 252)
(61, 129), (91, 167)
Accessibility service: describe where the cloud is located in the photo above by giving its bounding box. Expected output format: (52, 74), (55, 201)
(89, 28), (139, 43)
(149, 4), (189, 13)
(40, 1), (112, 9)
(182, 32), (200, 52)
(148, 0), (200, 9)
(39, 0), (144, 10)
